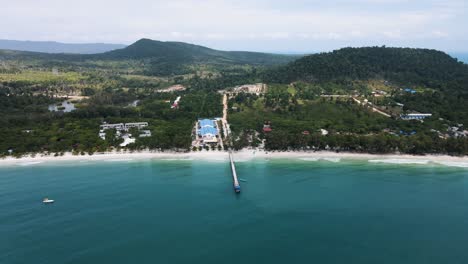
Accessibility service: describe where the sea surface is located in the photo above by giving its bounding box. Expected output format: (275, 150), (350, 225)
(2, 158), (468, 264)
(449, 52), (468, 64)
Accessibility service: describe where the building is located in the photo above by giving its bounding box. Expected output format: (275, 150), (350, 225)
(404, 88), (417, 94)
(124, 122), (149, 130)
(198, 119), (219, 144)
(263, 121), (272, 133)
(320, 129), (329, 136)
(100, 123), (125, 131)
(400, 113), (432, 120)
(99, 122), (150, 142)
(140, 130), (152, 137)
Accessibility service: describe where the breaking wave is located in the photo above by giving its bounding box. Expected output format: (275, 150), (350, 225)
(18, 161), (43, 166)
(434, 161), (468, 168)
(368, 159), (430, 165)
(299, 157), (341, 163)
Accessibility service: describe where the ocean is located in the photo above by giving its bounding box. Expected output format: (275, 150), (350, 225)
(1, 158), (468, 264)
(449, 52), (468, 64)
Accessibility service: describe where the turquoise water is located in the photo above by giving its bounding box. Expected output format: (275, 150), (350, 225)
(449, 52), (468, 64)
(2, 159), (468, 264)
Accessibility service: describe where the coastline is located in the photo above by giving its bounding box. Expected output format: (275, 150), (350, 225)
(1, 149), (468, 168)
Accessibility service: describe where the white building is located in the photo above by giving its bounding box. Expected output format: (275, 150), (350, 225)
(400, 113), (432, 120)
(140, 130), (152, 137)
(99, 122), (150, 143)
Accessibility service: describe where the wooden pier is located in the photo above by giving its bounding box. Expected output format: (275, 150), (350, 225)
(229, 152), (241, 193)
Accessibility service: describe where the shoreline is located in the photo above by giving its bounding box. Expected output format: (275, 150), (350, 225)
(1, 150), (468, 168)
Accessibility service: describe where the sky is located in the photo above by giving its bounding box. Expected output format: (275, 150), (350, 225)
(1, 0), (467, 53)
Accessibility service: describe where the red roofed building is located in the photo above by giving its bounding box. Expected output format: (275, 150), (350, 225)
(263, 121), (272, 133)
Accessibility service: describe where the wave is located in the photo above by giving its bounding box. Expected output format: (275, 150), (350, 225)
(105, 159), (134, 162)
(434, 161), (468, 168)
(368, 159), (429, 165)
(299, 158), (320, 162)
(159, 158), (194, 161)
(322, 158), (341, 163)
(18, 161), (43, 166)
(298, 157), (341, 163)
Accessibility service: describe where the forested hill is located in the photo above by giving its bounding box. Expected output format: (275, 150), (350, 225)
(264, 47), (468, 91)
(0, 38), (297, 76)
(98, 38), (295, 65)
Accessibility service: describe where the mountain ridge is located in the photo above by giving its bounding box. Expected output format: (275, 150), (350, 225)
(98, 38), (297, 65)
(263, 46), (468, 91)
(0, 39), (126, 54)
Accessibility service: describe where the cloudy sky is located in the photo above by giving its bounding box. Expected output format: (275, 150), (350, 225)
(2, 0), (467, 52)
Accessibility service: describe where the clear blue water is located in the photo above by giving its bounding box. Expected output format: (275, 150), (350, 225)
(449, 52), (468, 64)
(2, 158), (468, 264)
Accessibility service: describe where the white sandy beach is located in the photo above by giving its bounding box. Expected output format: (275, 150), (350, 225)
(1, 149), (468, 168)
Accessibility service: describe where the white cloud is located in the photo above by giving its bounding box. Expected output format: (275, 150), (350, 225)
(383, 30), (402, 39)
(0, 0), (466, 51)
(431, 31), (449, 38)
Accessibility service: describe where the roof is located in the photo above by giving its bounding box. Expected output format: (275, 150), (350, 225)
(404, 88), (417, 93)
(198, 119), (218, 136)
(199, 126), (218, 136)
(199, 119), (216, 128)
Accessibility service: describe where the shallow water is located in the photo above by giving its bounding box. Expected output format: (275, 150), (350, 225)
(1, 159), (468, 264)
(48, 101), (76, 113)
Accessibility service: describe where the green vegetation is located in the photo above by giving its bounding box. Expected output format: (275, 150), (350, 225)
(262, 46), (468, 125)
(1, 42), (468, 157)
(0, 88), (222, 156)
(228, 93), (468, 155)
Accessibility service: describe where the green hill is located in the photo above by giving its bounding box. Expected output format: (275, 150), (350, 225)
(0, 38), (296, 76)
(99, 38), (295, 64)
(264, 47), (468, 92)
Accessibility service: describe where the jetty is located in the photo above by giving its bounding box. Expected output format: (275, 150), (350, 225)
(229, 152), (241, 193)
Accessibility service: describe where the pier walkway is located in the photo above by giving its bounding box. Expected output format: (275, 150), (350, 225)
(229, 152), (241, 193)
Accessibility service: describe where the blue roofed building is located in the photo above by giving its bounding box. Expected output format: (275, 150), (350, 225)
(404, 88), (417, 94)
(198, 119), (219, 144)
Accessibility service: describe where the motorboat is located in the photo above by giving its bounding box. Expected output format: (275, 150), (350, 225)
(43, 198), (54, 204)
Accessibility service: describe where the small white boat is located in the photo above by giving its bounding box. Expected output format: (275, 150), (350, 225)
(43, 198), (54, 204)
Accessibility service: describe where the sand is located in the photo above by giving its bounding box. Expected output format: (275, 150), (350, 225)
(1, 149), (468, 168)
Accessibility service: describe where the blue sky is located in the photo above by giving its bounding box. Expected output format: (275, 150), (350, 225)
(2, 0), (467, 52)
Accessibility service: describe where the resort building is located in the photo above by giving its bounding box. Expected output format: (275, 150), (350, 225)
(400, 113), (432, 120)
(197, 119), (219, 144)
(404, 88), (417, 94)
(99, 122), (151, 143)
(123, 122), (149, 130)
(140, 130), (152, 137)
(263, 121), (272, 133)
